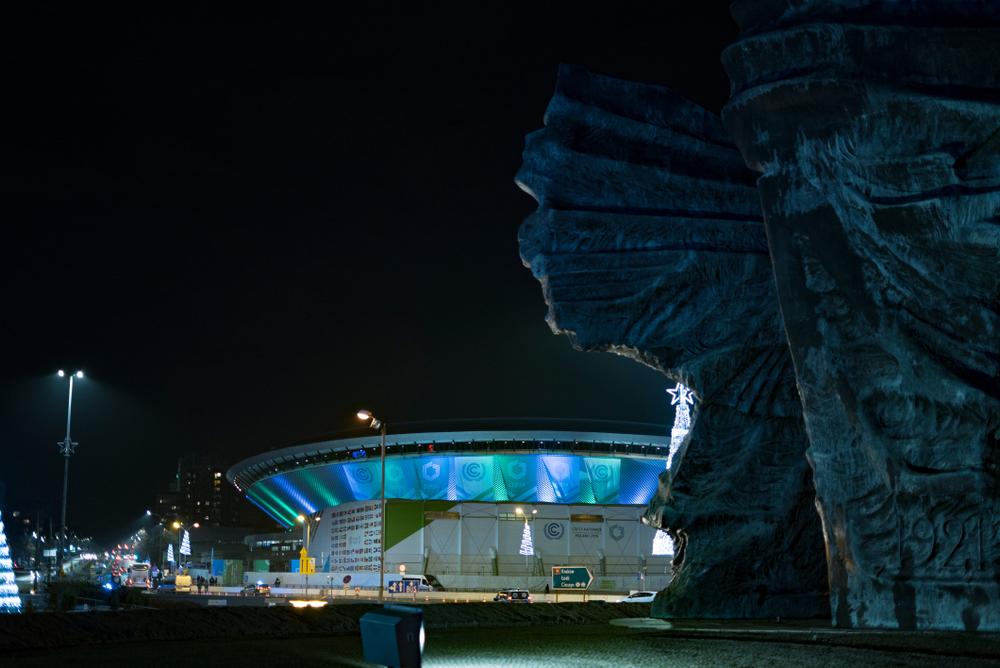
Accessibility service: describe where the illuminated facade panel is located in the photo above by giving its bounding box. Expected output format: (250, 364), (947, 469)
(246, 453), (666, 527)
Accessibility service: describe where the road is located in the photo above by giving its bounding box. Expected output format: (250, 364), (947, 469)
(4, 622), (998, 667)
(144, 588), (626, 606)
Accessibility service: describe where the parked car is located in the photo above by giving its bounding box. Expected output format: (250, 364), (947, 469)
(617, 591), (656, 603)
(493, 589), (531, 603)
(240, 581), (271, 597)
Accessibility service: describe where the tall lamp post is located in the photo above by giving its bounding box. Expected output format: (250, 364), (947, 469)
(297, 514), (310, 551)
(171, 521), (183, 573)
(145, 510), (167, 579)
(356, 409), (387, 601)
(56, 369), (84, 574)
(296, 514), (319, 591)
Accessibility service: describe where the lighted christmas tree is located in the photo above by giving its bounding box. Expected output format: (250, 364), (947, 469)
(665, 383), (695, 471)
(166, 543), (175, 564)
(518, 520), (534, 556)
(0, 511), (22, 613)
(179, 530), (191, 557)
(655, 383), (697, 558)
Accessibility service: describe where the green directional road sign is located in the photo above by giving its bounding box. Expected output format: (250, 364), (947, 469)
(551, 566), (594, 590)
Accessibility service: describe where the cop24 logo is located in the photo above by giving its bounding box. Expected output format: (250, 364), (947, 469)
(609, 524), (625, 541)
(462, 461), (485, 481)
(422, 462), (441, 481)
(544, 522), (564, 539)
(592, 464), (610, 481)
(505, 460), (528, 480)
(353, 467), (373, 483)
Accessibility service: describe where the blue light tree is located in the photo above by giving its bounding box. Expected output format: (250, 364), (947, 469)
(0, 511), (22, 613)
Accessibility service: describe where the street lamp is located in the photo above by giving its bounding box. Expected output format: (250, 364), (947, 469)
(357, 408), (387, 601)
(144, 511), (171, 571)
(171, 521), (182, 572)
(296, 514), (312, 552)
(55, 369), (84, 574)
(296, 514), (317, 589)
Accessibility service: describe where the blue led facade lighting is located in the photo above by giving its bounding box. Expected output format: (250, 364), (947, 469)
(228, 428), (671, 528)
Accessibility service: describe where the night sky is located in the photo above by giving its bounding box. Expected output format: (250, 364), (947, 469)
(2, 3), (737, 543)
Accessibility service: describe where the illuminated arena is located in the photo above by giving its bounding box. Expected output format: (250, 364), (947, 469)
(227, 420), (675, 590)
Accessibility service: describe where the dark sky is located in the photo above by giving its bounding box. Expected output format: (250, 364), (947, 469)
(2, 2), (737, 543)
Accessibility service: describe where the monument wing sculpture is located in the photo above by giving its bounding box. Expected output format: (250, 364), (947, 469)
(723, 0), (1000, 630)
(517, 64), (828, 618)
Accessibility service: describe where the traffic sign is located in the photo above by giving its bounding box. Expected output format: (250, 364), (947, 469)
(551, 566), (593, 590)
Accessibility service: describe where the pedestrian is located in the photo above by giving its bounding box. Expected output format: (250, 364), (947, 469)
(274, 577), (281, 587)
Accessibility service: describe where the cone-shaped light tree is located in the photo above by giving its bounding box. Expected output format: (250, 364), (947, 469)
(0, 511), (22, 613)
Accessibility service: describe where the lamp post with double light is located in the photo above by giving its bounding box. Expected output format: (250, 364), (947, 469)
(55, 369), (84, 574)
(171, 521), (183, 573)
(296, 514), (321, 591)
(356, 409), (387, 601)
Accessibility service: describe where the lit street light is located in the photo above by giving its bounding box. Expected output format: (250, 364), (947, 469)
(171, 521), (182, 573)
(296, 514), (312, 551)
(55, 369), (84, 574)
(357, 408), (387, 601)
(144, 511), (173, 571)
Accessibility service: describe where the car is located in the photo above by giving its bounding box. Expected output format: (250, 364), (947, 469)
(240, 582), (271, 597)
(125, 564), (151, 588)
(493, 589), (531, 603)
(617, 591), (657, 603)
(387, 575), (444, 593)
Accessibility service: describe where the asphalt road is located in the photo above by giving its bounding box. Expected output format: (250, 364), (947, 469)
(4, 622), (998, 668)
